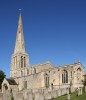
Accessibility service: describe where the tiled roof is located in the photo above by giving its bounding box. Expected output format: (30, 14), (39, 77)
(6, 78), (17, 85)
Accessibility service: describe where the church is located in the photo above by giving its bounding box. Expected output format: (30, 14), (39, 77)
(1, 12), (85, 99)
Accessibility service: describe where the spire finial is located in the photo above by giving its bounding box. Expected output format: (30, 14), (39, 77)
(19, 9), (21, 11)
(19, 9), (22, 14)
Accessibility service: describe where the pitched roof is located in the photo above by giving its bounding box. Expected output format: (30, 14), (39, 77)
(6, 78), (17, 85)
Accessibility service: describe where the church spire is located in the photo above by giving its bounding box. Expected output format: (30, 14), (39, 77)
(14, 10), (25, 54)
(10, 11), (30, 78)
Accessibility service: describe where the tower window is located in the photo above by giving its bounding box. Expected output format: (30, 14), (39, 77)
(21, 56), (23, 68)
(24, 57), (26, 67)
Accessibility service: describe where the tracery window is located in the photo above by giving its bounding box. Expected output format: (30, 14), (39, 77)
(62, 70), (68, 83)
(44, 73), (49, 88)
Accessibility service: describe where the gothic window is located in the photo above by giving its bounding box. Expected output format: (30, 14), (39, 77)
(44, 74), (49, 88)
(62, 70), (68, 83)
(24, 57), (26, 67)
(77, 68), (82, 82)
(21, 56), (23, 68)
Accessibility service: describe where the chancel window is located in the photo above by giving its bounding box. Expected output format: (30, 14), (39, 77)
(44, 74), (49, 88)
(62, 70), (68, 83)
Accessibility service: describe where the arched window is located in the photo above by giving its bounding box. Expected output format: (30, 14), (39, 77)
(21, 56), (23, 68)
(44, 73), (49, 88)
(62, 70), (68, 83)
(24, 57), (26, 67)
(77, 68), (82, 82)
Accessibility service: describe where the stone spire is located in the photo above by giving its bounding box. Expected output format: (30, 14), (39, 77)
(10, 11), (30, 78)
(14, 11), (25, 54)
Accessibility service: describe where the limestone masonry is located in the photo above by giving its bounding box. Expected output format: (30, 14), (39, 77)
(0, 12), (85, 100)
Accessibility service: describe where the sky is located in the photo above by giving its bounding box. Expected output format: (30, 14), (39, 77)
(0, 0), (86, 77)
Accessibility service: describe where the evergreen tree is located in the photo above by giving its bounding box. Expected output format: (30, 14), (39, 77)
(0, 70), (6, 89)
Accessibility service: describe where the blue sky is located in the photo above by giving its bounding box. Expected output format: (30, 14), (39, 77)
(0, 0), (86, 77)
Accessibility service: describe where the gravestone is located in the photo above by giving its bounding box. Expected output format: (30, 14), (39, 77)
(67, 93), (70, 100)
(27, 92), (33, 100)
(23, 90), (28, 100)
(34, 92), (44, 100)
(80, 88), (82, 95)
(51, 90), (57, 98)
(58, 89), (61, 96)
(10, 89), (14, 100)
(0, 93), (3, 100)
(16, 92), (24, 100)
(44, 92), (51, 100)
(77, 88), (80, 96)
(85, 86), (86, 92)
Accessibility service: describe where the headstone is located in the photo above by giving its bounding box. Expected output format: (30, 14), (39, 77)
(27, 92), (33, 100)
(51, 90), (57, 98)
(10, 89), (14, 100)
(77, 88), (80, 96)
(34, 92), (44, 100)
(23, 90), (27, 100)
(67, 93), (70, 100)
(0, 93), (3, 100)
(58, 89), (61, 96)
(85, 86), (86, 92)
(16, 92), (24, 100)
(80, 88), (82, 95)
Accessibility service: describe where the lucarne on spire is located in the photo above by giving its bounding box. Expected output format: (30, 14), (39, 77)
(14, 10), (25, 54)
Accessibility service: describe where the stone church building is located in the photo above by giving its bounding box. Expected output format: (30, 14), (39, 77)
(1, 12), (85, 99)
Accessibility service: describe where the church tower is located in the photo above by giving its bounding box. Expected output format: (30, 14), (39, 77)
(10, 11), (30, 78)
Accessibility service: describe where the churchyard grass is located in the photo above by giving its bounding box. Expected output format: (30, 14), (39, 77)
(50, 92), (86, 100)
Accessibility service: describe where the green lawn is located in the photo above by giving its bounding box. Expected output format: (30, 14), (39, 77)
(50, 92), (86, 100)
